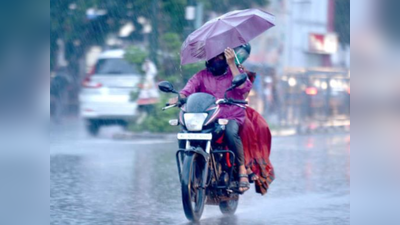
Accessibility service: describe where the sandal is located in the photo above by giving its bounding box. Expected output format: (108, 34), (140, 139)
(246, 168), (259, 183)
(238, 174), (250, 194)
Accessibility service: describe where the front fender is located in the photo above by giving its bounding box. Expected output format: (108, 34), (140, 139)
(176, 147), (209, 183)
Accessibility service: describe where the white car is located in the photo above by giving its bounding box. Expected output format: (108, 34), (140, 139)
(79, 49), (142, 135)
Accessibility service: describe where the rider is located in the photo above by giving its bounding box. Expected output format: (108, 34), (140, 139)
(170, 46), (252, 193)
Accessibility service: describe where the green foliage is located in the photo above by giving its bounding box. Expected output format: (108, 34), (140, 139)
(158, 44), (205, 89)
(50, 0), (271, 77)
(50, 0), (150, 72)
(124, 46), (148, 69)
(129, 89), (140, 102)
(158, 31), (205, 89)
(128, 96), (180, 133)
(181, 63), (204, 77)
(198, 0), (269, 13)
(161, 32), (182, 52)
(158, 31), (184, 87)
(160, 0), (186, 34)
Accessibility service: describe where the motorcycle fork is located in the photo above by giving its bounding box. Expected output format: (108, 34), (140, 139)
(176, 140), (211, 190)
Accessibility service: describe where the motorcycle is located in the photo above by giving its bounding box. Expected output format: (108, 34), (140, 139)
(158, 74), (249, 222)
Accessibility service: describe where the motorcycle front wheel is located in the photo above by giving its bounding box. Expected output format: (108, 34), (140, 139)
(181, 152), (206, 222)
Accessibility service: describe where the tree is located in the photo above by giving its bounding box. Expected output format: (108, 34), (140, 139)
(198, 0), (269, 13)
(50, 0), (271, 86)
(50, 0), (151, 72)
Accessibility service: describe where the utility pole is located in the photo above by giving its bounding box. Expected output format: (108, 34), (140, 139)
(194, 2), (204, 29)
(150, 0), (158, 65)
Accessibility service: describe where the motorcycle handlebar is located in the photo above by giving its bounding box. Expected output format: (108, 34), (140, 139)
(162, 104), (177, 111)
(163, 98), (186, 110)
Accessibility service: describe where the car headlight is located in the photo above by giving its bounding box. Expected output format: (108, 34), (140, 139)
(183, 113), (208, 131)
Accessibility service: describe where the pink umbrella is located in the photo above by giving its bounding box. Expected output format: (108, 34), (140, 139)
(180, 8), (276, 65)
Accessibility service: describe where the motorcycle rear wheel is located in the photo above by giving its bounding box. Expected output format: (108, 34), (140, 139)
(219, 197), (239, 215)
(181, 153), (206, 222)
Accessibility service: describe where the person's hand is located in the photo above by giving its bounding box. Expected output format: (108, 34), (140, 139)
(168, 97), (178, 105)
(224, 47), (236, 66)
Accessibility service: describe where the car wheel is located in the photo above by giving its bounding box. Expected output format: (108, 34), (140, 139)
(86, 120), (101, 136)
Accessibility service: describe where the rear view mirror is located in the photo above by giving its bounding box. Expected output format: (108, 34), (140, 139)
(224, 73), (248, 99)
(231, 73), (248, 88)
(158, 81), (177, 93)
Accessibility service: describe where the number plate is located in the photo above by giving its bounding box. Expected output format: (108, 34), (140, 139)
(177, 133), (212, 140)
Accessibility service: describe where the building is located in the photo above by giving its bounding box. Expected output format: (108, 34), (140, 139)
(249, 0), (349, 72)
(247, 0), (350, 125)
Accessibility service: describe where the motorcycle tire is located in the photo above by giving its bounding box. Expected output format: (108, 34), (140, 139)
(219, 198), (239, 215)
(181, 152), (206, 222)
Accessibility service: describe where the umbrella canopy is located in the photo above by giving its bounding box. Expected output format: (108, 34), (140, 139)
(180, 8), (275, 65)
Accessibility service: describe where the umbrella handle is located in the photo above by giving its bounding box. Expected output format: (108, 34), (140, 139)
(233, 51), (241, 65)
(233, 51), (244, 70)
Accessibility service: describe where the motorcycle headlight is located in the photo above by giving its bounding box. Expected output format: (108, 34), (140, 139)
(183, 113), (208, 131)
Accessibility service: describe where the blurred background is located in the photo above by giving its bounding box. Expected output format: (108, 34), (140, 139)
(50, 0), (350, 136)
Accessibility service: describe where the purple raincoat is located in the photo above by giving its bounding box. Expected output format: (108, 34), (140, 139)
(180, 68), (252, 125)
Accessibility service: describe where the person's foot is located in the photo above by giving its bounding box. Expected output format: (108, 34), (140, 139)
(247, 168), (259, 182)
(238, 165), (250, 193)
(238, 174), (250, 193)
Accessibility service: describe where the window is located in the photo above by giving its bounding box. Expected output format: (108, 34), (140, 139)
(94, 58), (139, 75)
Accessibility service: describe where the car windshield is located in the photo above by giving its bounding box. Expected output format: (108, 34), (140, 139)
(94, 58), (139, 75)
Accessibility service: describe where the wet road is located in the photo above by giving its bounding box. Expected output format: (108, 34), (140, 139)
(50, 119), (350, 225)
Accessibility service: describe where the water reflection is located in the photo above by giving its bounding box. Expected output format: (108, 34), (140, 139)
(51, 133), (350, 224)
(181, 215), (240, 225)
